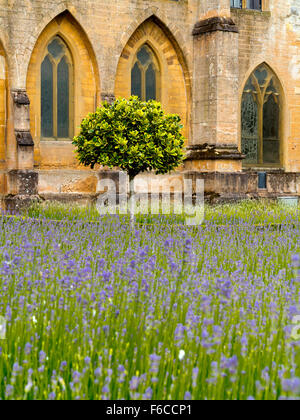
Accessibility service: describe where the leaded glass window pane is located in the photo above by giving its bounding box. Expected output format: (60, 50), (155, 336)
(242, 92), (258, 164)
(244, 78), (256, 93)
(266, 79), (277, 94)
(57, 56), (69, 138)
(131, 62), (142, 98)
(137, 47), (151, 66)
(146, 64), (156, 101)
(263, 95), (279, 164)
(48, 38), (64, 59)
(41, 55), (53, 138)
(254, 68), (267, 88)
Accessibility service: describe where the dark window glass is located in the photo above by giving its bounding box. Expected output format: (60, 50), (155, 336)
(41, 37), (72, 140)
(241, 92), (259, 164)
(254, 68), (268, 88)
(258, 172), (267, 189)
(244, 78), (256, 92)
(247, 0), (261, 10)
(263, 95), (280, 164)
(231, 0), (261, 10)
(48, 38), (64, 59)
(131, 62), (142, 98)
(137, 47), (151, 66)
(131, 45), (159, 102)
(146, 64), (156, 101)
(230, 0), (242, 7)
(266, 79), (277, 94)
(57, 56), (69, 138)
(41, 55), (53, 138)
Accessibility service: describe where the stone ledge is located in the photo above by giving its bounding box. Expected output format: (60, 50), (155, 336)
(185, 144), (244, 161)
(192, 17), (239, 36)
(4, 195), (41, 212)
(242, 167), (284, 173)
(182, 171), (300, 198)
(12, 89), (30, 106)
(38, 193), (98, 206)
(15, 130), (34, 147)
(231, 9), (271, 18)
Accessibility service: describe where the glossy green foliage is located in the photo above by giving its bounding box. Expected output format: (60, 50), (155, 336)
(73, 97), (185, 180)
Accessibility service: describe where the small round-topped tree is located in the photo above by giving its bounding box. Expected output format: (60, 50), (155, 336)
(73, 96), (185, 222)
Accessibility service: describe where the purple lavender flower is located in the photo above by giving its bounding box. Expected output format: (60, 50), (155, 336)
(143, 387), (153, 400)
(48, 392), (56, 400)
(184, 391), (192, 400)
(282, 377), (300, 393)
(5, 385), (14, 398)
(84, 356), (91, 365)
(39, 351), (46, 364)
(102, 385), (109, 393)
(130, 376), (140, 391)
(60, 361), (67, 371)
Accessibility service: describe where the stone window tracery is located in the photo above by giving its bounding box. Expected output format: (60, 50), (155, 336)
(241, 64), (281, 166)
(131, 45), (160, 101)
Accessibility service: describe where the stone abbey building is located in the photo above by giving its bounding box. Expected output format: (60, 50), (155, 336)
(1, 0), (300, 207)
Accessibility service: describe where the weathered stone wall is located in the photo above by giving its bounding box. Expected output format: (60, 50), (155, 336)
(0, 0), (299, 205)
(232, 1), (300, 173)
(0, 0), (196, 90)
(0, 0), (198, 202)
(0, 40), (7, 203)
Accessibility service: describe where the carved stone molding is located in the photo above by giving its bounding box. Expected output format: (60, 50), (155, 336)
(15, 130), (34, 147)
(12, 89), (30, 106)
(193, 17), (239, 36)
(185, 144), (244, 161)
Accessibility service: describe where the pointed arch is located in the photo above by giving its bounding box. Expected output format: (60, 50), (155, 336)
(26, 11), (100, 167)
(240, 61), (287, 99)
(119, 9), (190, 67)
(115, 17), (191, 143)
(240, 62), (285, 167)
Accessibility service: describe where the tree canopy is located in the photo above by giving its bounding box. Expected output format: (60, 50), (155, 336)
(73, 97), (185, 181)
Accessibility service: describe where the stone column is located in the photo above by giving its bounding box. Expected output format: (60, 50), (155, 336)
(5, 89), (38, 211)
(186, 1), (244, 172)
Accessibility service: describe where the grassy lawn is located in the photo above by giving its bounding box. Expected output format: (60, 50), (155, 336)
(20, 199), (300, 226)
(0, 200), (299, 400)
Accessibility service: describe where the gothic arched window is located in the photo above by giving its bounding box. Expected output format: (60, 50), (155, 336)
(241, 65), (281, 166)
(41, 36), (73, 139)
(131, 45), (160, 101)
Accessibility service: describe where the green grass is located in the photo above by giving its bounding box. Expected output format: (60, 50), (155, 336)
(21, 199), (300, 226)
(205, 199), (299, 225)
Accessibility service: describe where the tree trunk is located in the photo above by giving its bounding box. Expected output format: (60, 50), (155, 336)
(129, 177), (135, 229)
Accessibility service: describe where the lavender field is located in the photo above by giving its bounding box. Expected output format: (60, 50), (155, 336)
(0, 202), (300, 400)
